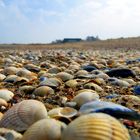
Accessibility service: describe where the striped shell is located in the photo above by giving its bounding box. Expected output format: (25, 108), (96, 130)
(0, 100), (48, 131)
(22, 119), (66, 140)
(62, 113), (130, 140)
(0, 89), (14, 101)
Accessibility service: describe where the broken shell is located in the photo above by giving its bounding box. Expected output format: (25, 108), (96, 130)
(62, 113), (130, 140)
(33, 86), (54, 97)
(22, 119), (66, 140)
(0, 128), (22, 140)
(72, 91), (99, 108)
(56, 72), (74, 82)
(0, 89), (14, 101)
(0, 100), (48, 131)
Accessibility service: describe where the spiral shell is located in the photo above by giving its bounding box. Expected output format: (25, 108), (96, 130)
(62, 113), (130, 140)
(22, 118), (66, 140)
(0, 100), (48, 131)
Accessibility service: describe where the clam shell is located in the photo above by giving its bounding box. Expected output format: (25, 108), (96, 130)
(0, 89), (14, 101)
(19, 86), (35, 95)
(72, 91), (99, 108)
(84, 83), (103, 92)
(79, 100), (140, 120)
(33, 86), (54, 97)
(48, 67), (61, 74)
(22, 119), (66, 140)
(56, 72), (74, 82)
(65, 80), (78, 88)
(3, 67), (19, 75)
(0, 99), (8, 107)
(48, 107), (78, 119)
(62, 113), (130, 140)
(0, 74), (6, 81)
(0, 100), (48, 131)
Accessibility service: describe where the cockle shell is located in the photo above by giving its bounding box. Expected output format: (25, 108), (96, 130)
(72, 91), (99, 108)
(48, 67), (61, 74)
(0, 89), (14, 101)
(33, 86), (54, 97)
(3, 67), (19, 75)
(56, 72), (74, 82)
(22, 119), (66, 140)
(79, 100), (140, 120)
(0, 99), (8, 107)
(0, 74), (6, 81)
(62, 113), (130, 140)
(0, 100), (48, 131)
(65, 80), (78, 88)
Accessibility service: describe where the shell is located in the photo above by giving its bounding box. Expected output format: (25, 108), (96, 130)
(79, 100), (140, 120)
(48, 67), (61, 74)
(0, 74), (6, 81)
(62, 113), (130, 140)
(65, 80), (78, 88)
(72, 91), (99, 108)
(3, 66), (19, 75)
(0, 100), (48, 131)
(48, 107), (78, 119)
(56, 72), (74, 82)
(84, 83), (103, 92)
(0, 99), (8, 107)
(19, 86), (35, 95)
(33, 86), (54, 97)
(0, 89), (14, 101)
(22, 119), (66, 140)
(0, 113), (3, 120)
(0, 128), (22, 140)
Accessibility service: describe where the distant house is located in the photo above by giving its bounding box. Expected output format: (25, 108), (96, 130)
(62, 38), (82, 43)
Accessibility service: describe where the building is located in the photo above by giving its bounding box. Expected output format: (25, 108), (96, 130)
(62, 38), (82, 43)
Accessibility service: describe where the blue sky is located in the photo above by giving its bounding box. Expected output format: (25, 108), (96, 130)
(0, 0), (140, 43)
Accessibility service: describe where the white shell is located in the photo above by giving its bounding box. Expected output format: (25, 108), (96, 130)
(0, 89), (14, 101)
(0, 100), (48, 131)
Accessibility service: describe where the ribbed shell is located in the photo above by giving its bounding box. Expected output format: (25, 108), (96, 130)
(62, 113), (130, 140)
(0, 100), (48, 131)
(22, 119), (67, 140)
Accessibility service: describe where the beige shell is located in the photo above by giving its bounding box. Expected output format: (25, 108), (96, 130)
(3, 66), (19, 75)
(75, 70), (88, 77)
(0, 99), (8, 107)
(0, 128), (22, 140)
(48, 67), (61, 74)
(62, 113), (130, 140)
(22, 119), (66, 140)
(0, 74), (6, 81)
(0, 89), (14, 101)
(48, 107), (78, 119)
(65, 80), (78, 88)
(0, 112), (3, 120)
(56, 72), (74, 82)
(72, 91), (99, 108)
(84, 83), (103, 92)
(0, 100), (48, 131)
(19, 86), (35, 95)
(33, 86), (54, 97)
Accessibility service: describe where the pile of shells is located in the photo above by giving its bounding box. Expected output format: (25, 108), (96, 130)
(0, 48), (139, 140)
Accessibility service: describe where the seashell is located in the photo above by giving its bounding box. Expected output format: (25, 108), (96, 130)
(0, 74), (6, 81)
(0, 99), (8, 107)
(79, 100), (140, 120)
(0, 113), (3, 120)
(3, 66), (19, 75)
(0, 136), (6, 140)
(106, 68), (136, 78)
(24, 64), (40, 72)
(22, 118), (66, 140)
(33, 86), (54, 97)
(48, 67), (61, 74)
(0, 89), (14, 101)
(39, 78), (62, 88)
(38, 71), (46, 78)
(48, 107), (78, 119)
(56, 72), (74, 82)
(82, 65), (97, 72)
(76, 89), (97, 95)
(72, 91), (99, 108)
(123, 78), (136, 85)
(0, 128), (22, 140)
(75, 70), (88, 78)
(0, 100), (48, 131)
(133, 85), (140, 95)
(19, 86), (35, 95)
(84, 83), (103, 92)
(62, 113), (130, 140)
(65, 80), (78, 88)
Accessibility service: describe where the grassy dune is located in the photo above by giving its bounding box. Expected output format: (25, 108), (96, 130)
(0, 37), (140, 51)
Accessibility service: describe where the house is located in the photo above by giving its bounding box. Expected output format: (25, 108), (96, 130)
(62, 38), (82, 43)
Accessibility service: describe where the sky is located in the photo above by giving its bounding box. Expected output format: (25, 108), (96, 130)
(0, 0), (140, 43)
